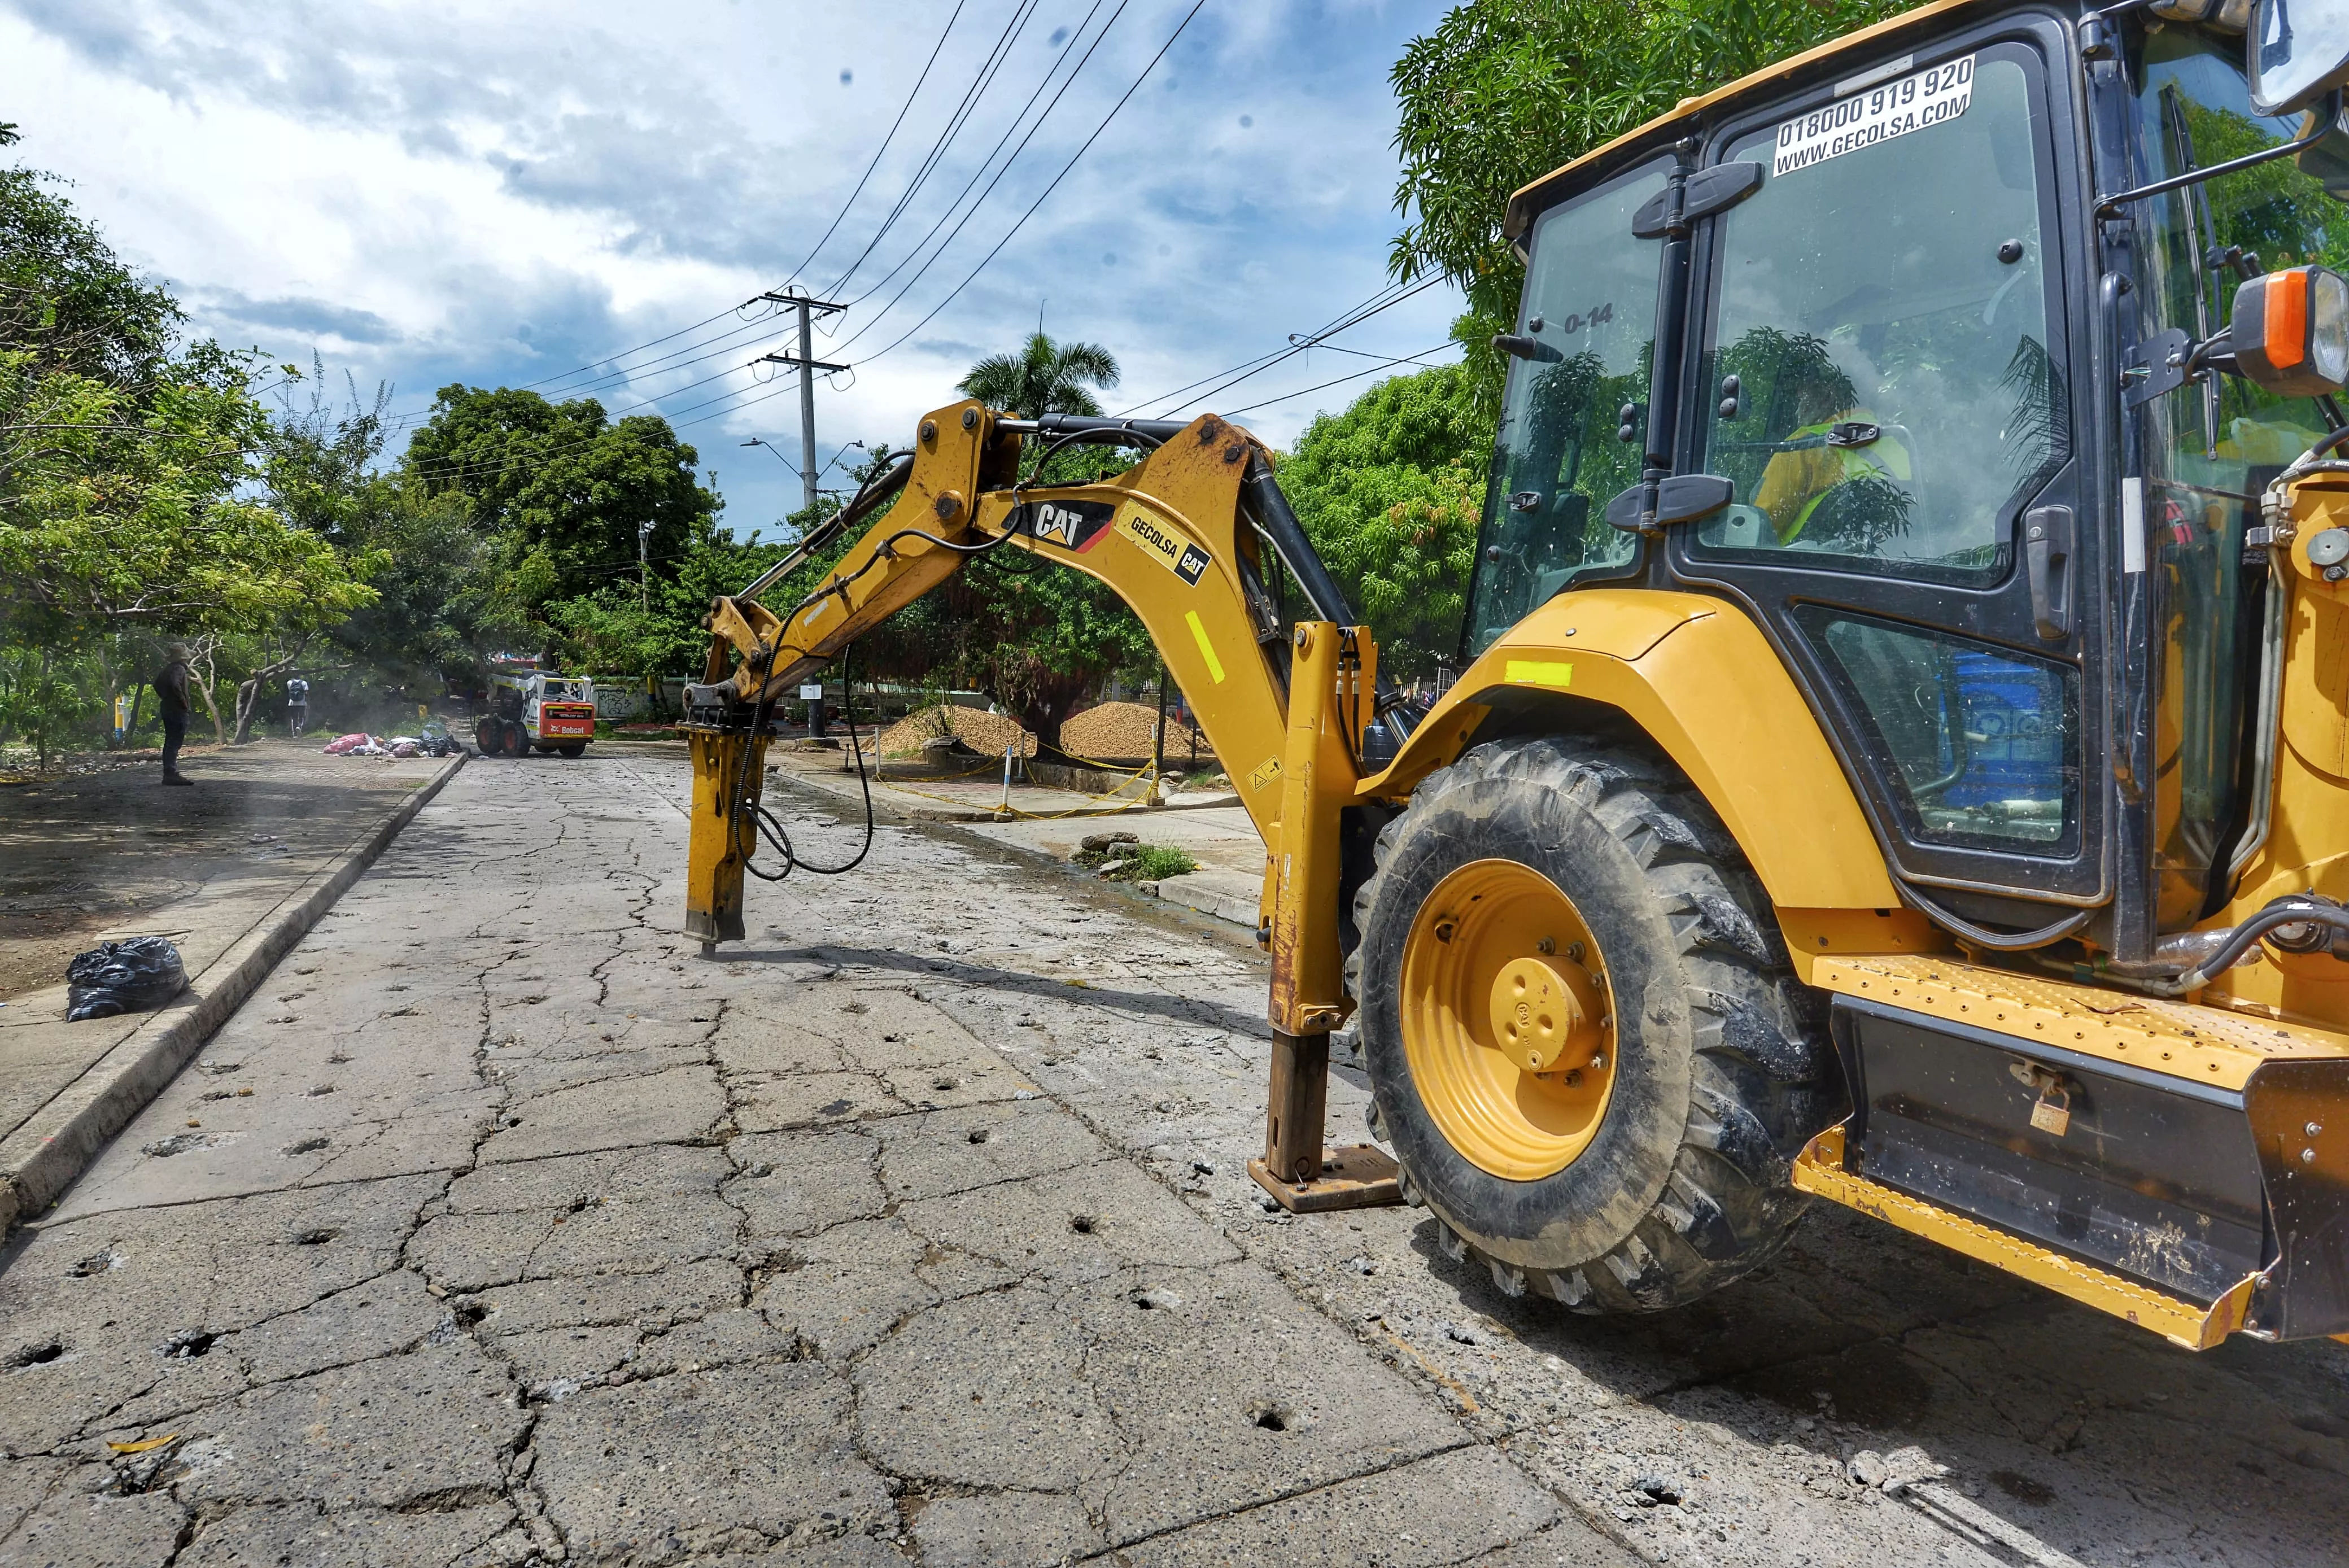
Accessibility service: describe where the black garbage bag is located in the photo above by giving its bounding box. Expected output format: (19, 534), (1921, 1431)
(66, 937), (188, 1022)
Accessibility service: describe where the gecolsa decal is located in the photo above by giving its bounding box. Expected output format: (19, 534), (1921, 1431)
(1124, 510), (1211, 586)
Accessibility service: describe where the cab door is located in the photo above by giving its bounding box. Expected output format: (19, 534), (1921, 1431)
(1663, 22), (2105, 927)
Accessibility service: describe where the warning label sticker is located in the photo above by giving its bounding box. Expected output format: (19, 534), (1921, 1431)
(1123, 510), (1211, 586)
(1772, 54), (1973, 178)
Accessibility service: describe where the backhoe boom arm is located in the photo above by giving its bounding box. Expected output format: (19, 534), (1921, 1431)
(681, 401), (1401, 1209)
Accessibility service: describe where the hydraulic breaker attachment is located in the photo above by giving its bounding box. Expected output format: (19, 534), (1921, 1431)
(685, 725), (770, 950)
(1251, 619), (1403, 1213)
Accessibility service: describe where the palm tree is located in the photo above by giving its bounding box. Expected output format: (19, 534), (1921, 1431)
(957, 331), (1120, 418)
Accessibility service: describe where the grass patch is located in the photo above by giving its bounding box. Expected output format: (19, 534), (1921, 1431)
(1071, 842), (1198, 881)
(1121, 845), (1198, 881)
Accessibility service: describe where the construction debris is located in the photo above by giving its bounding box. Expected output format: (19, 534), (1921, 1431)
(876, 705), (1035, 759)
(1060, 700), (1210, 764)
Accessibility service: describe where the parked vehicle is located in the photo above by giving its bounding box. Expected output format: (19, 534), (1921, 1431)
(474, 669), (596, 758)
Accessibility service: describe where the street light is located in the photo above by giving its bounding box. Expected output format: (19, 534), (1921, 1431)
(740, 436), (797, 475)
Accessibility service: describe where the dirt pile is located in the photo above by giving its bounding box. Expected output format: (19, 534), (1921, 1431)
(1059, 701), (1212, 765)
(876, 705), (1036, 759)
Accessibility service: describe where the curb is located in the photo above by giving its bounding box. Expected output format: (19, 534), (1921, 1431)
(0, 752), (468, 1234)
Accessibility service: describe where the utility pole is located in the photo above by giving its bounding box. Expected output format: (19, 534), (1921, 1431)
(758, 289), (847, 517)
(637, 517), (650, 611)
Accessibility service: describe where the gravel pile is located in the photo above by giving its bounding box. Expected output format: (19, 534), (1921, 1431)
(1060, 701), (1211, 765)
(876, 705), (1036, 758)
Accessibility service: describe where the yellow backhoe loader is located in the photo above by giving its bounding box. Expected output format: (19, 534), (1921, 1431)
(686, 0), (2349, 1349)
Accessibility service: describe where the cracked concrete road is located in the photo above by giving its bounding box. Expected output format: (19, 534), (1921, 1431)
(2, 753), (2343, 1567)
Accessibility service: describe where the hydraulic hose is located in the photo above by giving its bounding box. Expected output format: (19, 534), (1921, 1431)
(738, 450), (916, 602)
(1238, 453), (1416, 752)
(2158, 899), (2349, 994)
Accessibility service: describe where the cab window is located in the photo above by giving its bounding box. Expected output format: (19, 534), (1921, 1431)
(1461, 161), (1665, 654)
(2134, 25), (2348, 921)
(1691, 47), (2066, 579)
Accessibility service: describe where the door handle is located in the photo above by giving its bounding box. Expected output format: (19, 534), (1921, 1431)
(2025, 505), (2076, 642)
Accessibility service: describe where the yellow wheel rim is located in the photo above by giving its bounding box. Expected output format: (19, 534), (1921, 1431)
(1399, 858), (1618, 1181)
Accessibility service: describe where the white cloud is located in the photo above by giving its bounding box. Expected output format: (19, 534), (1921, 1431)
(1, 0), (1464, 537)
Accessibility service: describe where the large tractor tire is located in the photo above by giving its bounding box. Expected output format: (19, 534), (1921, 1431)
(474, 716), (505, 756)
(1346, 735), (1841, 1312)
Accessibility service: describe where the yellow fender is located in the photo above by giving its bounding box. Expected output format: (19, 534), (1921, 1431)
(1363, 590), (1933, 969)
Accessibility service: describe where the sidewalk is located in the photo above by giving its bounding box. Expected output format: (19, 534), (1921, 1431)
(959, 800), (1270, 928)
(0, 740), (463, 1230)
(767, 741), (1238, 822)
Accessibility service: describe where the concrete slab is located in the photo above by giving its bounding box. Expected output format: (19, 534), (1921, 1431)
(0, 752), (464, 1232)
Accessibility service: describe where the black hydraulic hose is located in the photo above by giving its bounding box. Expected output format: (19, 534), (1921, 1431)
(1020, 413), (1191, 444)
(1239, 453), (1415, 745)
(740, 643), (877, 882)
(1241, 452), (1354, 626)
(2165, 900), (2349, 993)
(738, 451), (916, 601)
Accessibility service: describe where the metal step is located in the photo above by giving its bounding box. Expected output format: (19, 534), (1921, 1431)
(1800, 955), (2349, 1346)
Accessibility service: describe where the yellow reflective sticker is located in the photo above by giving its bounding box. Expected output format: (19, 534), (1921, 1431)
(1248, 755), (1283, 793)
(1505, 659), (1574, 689)
(1186, 609), (1227, 684)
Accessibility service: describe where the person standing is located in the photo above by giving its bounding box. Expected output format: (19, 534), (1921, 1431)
(286, 675), (310, 738)
(154, 644), (194, 787)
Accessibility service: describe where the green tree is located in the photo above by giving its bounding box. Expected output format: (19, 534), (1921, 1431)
(402, 386), (718, 649)
(0, 160), (378, 759)
(1276, 364), (1489, 678)
(267, 372), (515, 691)
(1389, 0), (1907, 413)
(946, 333), (1158, 746)
(957, 331), (1120, 418)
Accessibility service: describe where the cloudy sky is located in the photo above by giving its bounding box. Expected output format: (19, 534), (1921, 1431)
(1, 0), (1465, 540)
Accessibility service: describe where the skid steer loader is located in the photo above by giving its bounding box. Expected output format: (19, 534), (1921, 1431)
(684, 0), (2349, 1349)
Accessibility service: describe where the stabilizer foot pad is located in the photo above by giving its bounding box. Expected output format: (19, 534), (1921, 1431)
(1248, 1143), (1404, 1213)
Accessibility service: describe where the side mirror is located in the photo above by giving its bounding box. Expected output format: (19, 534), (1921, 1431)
(2231, 265), (2349, 396)
(2250, 0), (2349, 117)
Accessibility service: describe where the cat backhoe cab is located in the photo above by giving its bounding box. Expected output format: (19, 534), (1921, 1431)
(685, 0), (2349, 1349)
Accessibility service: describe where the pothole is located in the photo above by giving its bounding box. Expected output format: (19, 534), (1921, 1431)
(1247, 1402), (1293, 1433)
(141, 1132), (208, 1159)
(283, 1137), (330, 1156)
(295, 1228), (339, 1246)
(1068, 1214), (1099, 1235)
(8, 1340), (66, 1368)
(967, 1129), (990, 1145)
(159, 1330), (216, 1359)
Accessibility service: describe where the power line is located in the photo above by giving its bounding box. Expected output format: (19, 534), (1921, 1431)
(1114, 277), (1416, 416)
(373, 0), (968, 437)
(827, 1), (1134, 353)
(771, 0), (971, 294)
(1156, 276), (1446, 417)
(845, 0), (1203, 366)
(824, 0), (1104, 316)
(819, 0), (1049, 302)
(1223, 343), (1458, 417)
